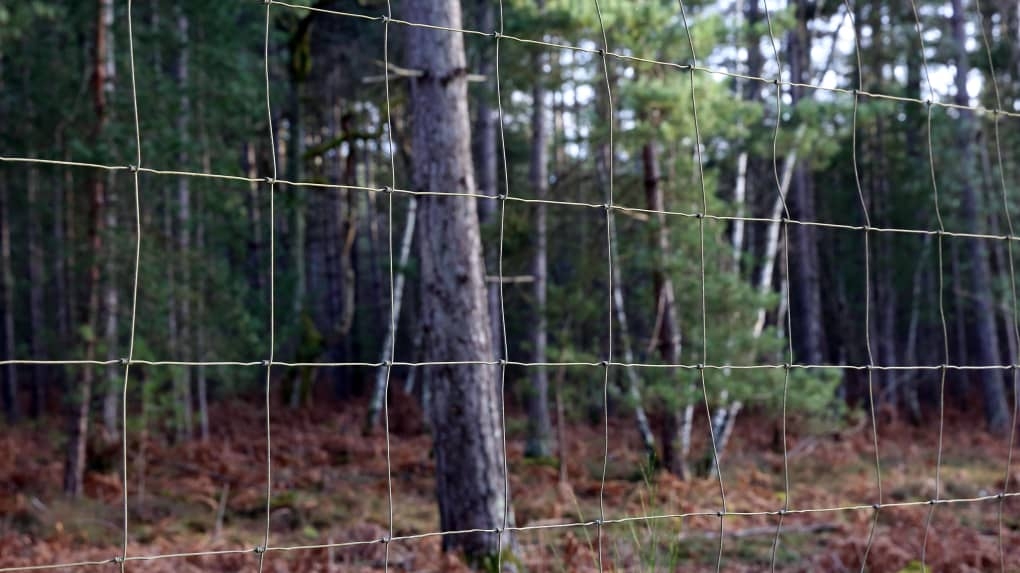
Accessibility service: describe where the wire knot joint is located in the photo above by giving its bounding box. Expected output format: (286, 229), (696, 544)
(254, 545), (265, 554)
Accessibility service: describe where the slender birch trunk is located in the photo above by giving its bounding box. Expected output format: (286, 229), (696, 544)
(365, 199), (418, 431)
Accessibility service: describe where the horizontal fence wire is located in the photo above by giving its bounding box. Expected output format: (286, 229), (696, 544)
(3, 158), (1020, 243)
(4, 359), (1020, 371)
(0, 494), (1018, 572)
(0, 0), (1018, 571)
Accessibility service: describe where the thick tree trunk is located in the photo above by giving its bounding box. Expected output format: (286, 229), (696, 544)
(951, 0), (1009, 433)
(787, 0), (826, 365)
(525, 42), (553, 459)
(407, 0), (514, 559)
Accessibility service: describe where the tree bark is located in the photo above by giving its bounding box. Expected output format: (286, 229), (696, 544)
(100, 0), (120, 440)
(176, 5), (193, 437)
(407, 0), (515, 559)
(65, 0), (113, 496)
(786, 0), (826, 365)
(950, 0), (1009, 433)
(474, 0), (504, 371)
(366, 199), (418, 431)
(643, 139), (686, 478)
(525, 37), (553, 459)
(27, 167), (44, 417)
(0, 169), (17, 423)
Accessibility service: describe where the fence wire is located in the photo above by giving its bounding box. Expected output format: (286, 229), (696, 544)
(0, 0), (1019, 571)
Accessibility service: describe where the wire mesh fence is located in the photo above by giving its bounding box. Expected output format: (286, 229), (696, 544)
(1, 0), (1019, 571)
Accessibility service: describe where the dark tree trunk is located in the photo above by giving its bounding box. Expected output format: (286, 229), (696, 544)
(64, 0), (113, 496)
(525, 35), (552, 459)
(27, 167), (45, 417)
(0, 169), (17, 423)
(176, 5), (193, 436)
(787, 0), (826, 365)
(407, 0), (515, 560)
(473, 0), (503, 367)
(950, 0), (1009, 433)
(644, 139), (687, 478)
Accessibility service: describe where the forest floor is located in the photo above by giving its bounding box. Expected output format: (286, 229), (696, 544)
(1, 392), (1019, 573)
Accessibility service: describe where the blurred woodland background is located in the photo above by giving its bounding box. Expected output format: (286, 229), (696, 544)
(2, 0), (1020, 570)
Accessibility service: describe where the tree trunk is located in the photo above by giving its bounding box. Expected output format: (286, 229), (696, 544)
(366, 199), (418, 431)
(593, 63), (657, 464)
(407, 0), (515, 559)
(100, 171), (119, 441)
(99, 0), (119, 439)
(0, 169), (17, 424)
(525, 39), (553, 459)
(474, 0), (504, 370)
(787, 0), (825, 365)
(27, 167), (44, 417)
(64, 0), (113, 496)
(643, 139), (687, 478)
(196, 99), (212, 442)
(176, 5), (194, 436)
(286, 31), (307, 408)
(950, 0), (1009, 433)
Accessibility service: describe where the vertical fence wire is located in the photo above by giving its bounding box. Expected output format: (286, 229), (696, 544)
(379, 0), (398, 569)
(908, 2), (952, 571)
(120, 0), (145, 569)
(972, 2), (1020, 570)
(494, 0), (514, 567)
